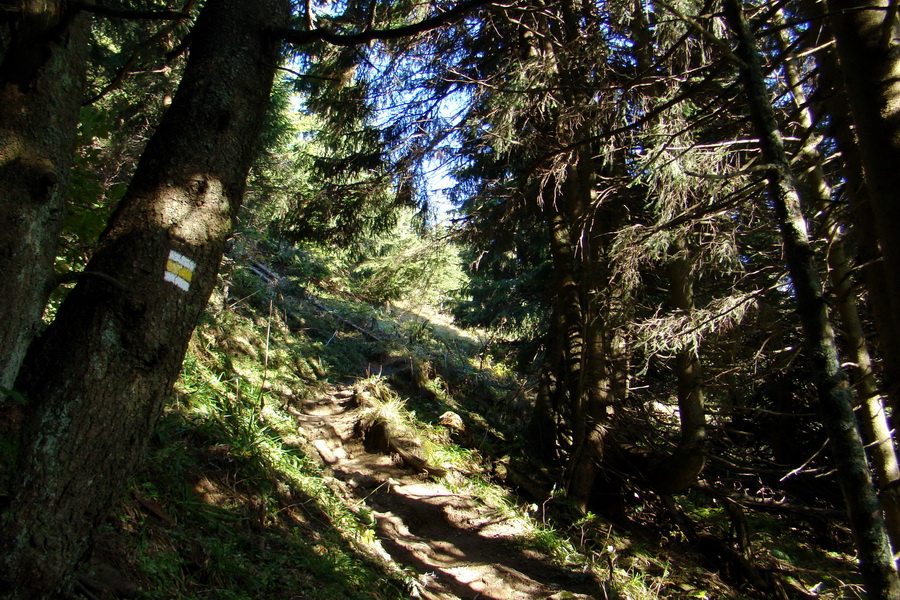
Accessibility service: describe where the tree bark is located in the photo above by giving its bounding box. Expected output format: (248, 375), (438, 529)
(775, 12), (900, 555)
(810, 32), (900, 414)
(825, 0), (900, 386)
(667, 238), (706, 448)
(0, 3), (89, 389)
(723, 0), (900, 597)
(0, 0), (289, 596)
(543, 192), (598, 511)
(542, 176), (617, 513)
(828, 227), (900, 556)
(650, 237), (707, 496)
(528, 304), (565, 462)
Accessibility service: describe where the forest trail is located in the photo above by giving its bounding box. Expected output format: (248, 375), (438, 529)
(290, 384), (601, 600)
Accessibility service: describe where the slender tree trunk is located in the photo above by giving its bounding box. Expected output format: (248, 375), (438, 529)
(646, 237), (708, 496)
(811, 34), (900, 413)
(723, 0), (900, 596)
(0, 3), (89, 389)
(825, 0), (900, 383)
(667, 238), (706, 447)
(0, 0), (289, 596)
(775, 13), (900, 554)
(828, 228), (900, 556)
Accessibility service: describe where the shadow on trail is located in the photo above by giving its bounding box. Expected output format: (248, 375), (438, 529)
(351, 472), (602, 600)
(297, 382), (608, 600)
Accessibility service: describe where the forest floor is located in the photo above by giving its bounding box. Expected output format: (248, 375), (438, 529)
(90, 247), (864, 600)
(292, 381), (601, 600)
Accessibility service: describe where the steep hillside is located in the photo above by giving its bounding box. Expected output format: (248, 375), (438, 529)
(80, 240), (862, 600)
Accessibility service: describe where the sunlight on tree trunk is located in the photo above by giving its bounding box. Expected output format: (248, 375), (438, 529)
(775, 9), (900, 556)
(0, 0), (289, 595)
(724, 0), (900, 596)
(810, 25), (900, 416)
(826, 0), (900, 392)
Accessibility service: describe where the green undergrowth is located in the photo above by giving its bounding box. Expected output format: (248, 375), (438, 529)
(101, 234), (856, 600)
(106, 263), (420, 598)
(116, 346), (412, 599)
(102, 241), (618, 599)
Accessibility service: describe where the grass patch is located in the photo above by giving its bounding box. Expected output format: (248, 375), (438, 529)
(97, 239), (863, 600)
(109, 295), (413, 600)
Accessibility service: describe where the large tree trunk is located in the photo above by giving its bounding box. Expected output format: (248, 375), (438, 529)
(543, 154), (629, 513)
(723, 0), (900, 597)
(543, 192), (597, 510)
(0, 3), (89, 389)
(542, 181), (607, 513)
(0, 0), (289, 596)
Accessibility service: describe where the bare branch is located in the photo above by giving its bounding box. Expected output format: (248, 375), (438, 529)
(684, 163), (780, 179)
(54, 270), (128, 292)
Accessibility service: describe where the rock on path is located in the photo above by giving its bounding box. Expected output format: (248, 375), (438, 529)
(291, 385), (602, 600)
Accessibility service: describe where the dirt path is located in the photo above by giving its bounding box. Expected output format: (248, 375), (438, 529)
(291, 385), (602, 600)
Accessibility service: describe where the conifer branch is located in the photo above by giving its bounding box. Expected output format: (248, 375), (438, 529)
(653, 0), (746, 68)
(82, 0), (196, 106)
(275, 0), (496, 47)
(73, 2), (189, 20)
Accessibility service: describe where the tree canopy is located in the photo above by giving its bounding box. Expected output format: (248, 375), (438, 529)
(4, 0), (900, 597)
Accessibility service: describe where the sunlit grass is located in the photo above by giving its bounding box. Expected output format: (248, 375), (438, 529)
(124, 248), (815, 600)
(123, 301), (414, 599)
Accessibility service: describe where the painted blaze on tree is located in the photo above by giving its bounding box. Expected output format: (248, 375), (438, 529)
(5, 0), (900, 598)
(0, 0), (497, 596)
(0, 0), (290, 596)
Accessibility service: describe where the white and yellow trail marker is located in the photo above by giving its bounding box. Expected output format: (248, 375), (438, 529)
(164, 250), (195, 292)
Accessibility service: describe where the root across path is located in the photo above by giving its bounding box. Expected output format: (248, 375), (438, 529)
(291, 384), (603, 600)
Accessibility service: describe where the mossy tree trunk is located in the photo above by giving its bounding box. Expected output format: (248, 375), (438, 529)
(0, 2), (89, 389)
(827, 227), (900, 556)
(723, 0), (900, 597)
(0, 0), (289, 596)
